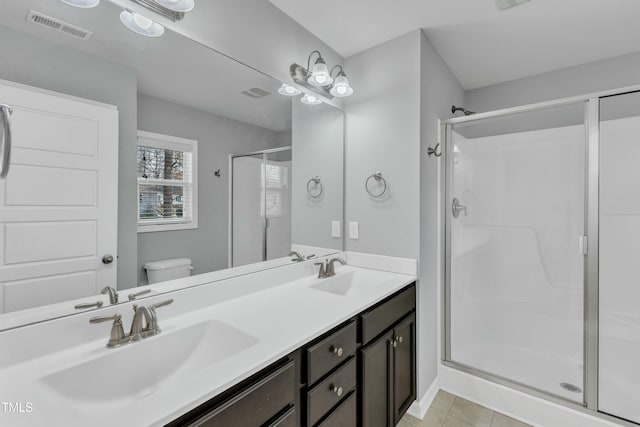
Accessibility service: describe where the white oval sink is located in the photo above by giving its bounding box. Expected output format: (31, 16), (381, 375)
(40, 319), (258, 403)
(310, 271), (356, 296)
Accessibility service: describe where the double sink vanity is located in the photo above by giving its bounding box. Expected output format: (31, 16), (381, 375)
(0, 254), (416, 426)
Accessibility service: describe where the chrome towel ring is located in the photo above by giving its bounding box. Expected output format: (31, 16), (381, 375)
(307, 176), (323, 199)
(365, 172), (387, 198)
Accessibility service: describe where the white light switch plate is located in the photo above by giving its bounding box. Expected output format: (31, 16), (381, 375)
(349, 221), (359, 240)
(331, 221), (341, 238)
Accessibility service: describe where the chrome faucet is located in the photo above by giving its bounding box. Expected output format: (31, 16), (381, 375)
(101, 286), (119, 304)
(314, 258), (347, 278)
(289, 251), (305, 262)
(130, 305), (153, 341)
(90, 299), (173, 348)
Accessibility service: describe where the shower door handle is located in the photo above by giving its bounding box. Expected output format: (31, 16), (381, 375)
(452, 198), (467, 218)
(0, 104), (13, 179)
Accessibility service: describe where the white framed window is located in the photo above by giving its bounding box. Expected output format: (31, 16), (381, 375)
(137, 130), (198, 233)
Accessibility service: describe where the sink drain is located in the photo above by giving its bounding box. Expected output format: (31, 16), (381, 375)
(560, 383), (582, 393)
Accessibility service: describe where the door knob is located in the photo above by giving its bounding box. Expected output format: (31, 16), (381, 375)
(452, 198), (468, 218)
(102, 254), (114, 264)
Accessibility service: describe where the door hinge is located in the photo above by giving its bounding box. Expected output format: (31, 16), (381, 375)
(582, 235), (589, 255)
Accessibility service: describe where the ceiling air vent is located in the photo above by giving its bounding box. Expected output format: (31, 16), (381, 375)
(241, 88), (271, 99)
(27, 10), (93, 40)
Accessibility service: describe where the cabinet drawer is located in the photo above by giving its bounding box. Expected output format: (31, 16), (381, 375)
(361, 284), (415, 345)
(317, 392), (356, 427)
(267, 406), (297, 427)
(189, 361), (295, 427)
(306, 320), (356, 385)
(307, 357), (356, 426)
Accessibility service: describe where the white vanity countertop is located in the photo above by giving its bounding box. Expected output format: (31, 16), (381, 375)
(0, 264), (415, 427)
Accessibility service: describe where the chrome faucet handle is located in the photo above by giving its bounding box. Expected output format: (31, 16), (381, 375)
(306, 254), (316, 260)
(314, 262), (327, 278)
(101, 286), (119, 304)
(128, 289), (151, 301)
(90, 314), (127, 348)
(151, 299), (173, 310)
(148, 299), (174, 334)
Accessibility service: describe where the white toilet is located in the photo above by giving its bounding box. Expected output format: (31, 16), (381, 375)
(144, 258), (193, 284)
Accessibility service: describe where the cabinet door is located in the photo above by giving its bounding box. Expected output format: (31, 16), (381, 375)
(393, 314), (416, 424)
(360, 330), (393, 427)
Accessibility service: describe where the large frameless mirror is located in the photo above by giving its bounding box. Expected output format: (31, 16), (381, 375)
(0, 0), (344, 330)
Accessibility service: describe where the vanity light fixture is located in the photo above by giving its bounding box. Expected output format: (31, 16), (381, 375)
(306, 51), (333, 87)
(120, 10), (165, 37)
(329, 65), (353, 98)
(58, 0), (100, 8)
(278, 83), (302, 96)
(152, 0), (195, 13)
(300, 93), (322, 106)
(288, 50), (353, 101)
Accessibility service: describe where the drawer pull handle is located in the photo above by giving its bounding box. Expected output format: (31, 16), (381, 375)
(330, 384), (343, 397)
(393, 336), (404, 348)
(330, 346), (344, 357)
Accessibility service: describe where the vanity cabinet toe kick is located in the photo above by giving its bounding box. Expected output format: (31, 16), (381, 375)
(167, 282), (416, 427)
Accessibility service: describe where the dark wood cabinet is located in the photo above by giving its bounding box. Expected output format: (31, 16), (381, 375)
(168, 282), (416, 427)
(359, 285), (416, 427)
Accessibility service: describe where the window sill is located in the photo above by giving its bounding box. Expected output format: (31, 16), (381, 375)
(137, 221), (198, 233)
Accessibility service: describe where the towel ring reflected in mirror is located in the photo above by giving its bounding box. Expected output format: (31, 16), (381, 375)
(307, 176), (323, 199)
(365, 172), (388, 198)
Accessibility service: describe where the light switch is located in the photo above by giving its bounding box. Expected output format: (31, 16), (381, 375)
(331, 221), (341, 238)
(349, 221), (359, 240)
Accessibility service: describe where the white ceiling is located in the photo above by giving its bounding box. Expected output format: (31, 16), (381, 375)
(268, 0), (640, 89)
(0, 0), (292, 131)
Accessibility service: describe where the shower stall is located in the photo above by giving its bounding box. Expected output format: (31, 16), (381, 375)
(230, 147), (292, 267)
(442, 88), (640, 425)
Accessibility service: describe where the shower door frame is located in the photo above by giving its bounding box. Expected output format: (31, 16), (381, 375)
(441, 83), (640, 423)
(228, 146), (292, 268)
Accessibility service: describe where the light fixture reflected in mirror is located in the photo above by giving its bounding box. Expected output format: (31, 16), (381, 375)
(58, 0), (100, 7)
(120, 10), (165, 37)
(152, 0), (195, 13)
(278, 83), (302, 96)
(300, 93), (322, 105)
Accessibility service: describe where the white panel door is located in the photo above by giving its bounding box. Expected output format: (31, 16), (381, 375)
(0, 80), (118, 313)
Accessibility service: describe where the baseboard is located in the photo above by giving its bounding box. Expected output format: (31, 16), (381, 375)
(406, 378), (440, 420)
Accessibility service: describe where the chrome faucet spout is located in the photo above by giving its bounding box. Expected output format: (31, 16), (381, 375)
(130, 305), (152, 340)
(325, 258), (347, 277)
(289, 251), (304, 262)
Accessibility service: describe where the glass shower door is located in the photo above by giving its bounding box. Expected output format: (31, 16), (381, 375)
(231, 153), (265, 267)
(446, 102), (587, 401)
(264, 150), (292, 261)
(599, 91), (640, 423)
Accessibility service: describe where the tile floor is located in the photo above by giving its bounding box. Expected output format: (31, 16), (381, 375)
(399, 390), (531, 427)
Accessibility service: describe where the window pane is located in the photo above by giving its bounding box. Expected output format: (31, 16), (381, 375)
(137, 145), (184, 181)
(138, 184), (184, 219)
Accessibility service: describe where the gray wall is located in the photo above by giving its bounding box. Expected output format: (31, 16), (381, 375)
(291, 101), (344, 251)
(0, 25), (139, 289)
(344, 31), (421, 259)
(137, 94), (287, 285)
(466, 51), (640, 112)
(419, 31), (465, 396)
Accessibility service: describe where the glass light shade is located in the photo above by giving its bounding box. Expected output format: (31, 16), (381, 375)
(329, 75), (354, 97)
(58, 0), (100, 7)
(152, 0), (195, 12)
(307, 61), (333, 87)
(120, 11), (165, 38)
(278, 84), (301, 96)
(300, 93), (322, 105)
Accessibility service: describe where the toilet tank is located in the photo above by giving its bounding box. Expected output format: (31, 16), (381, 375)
(144, 258), (193, 284)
